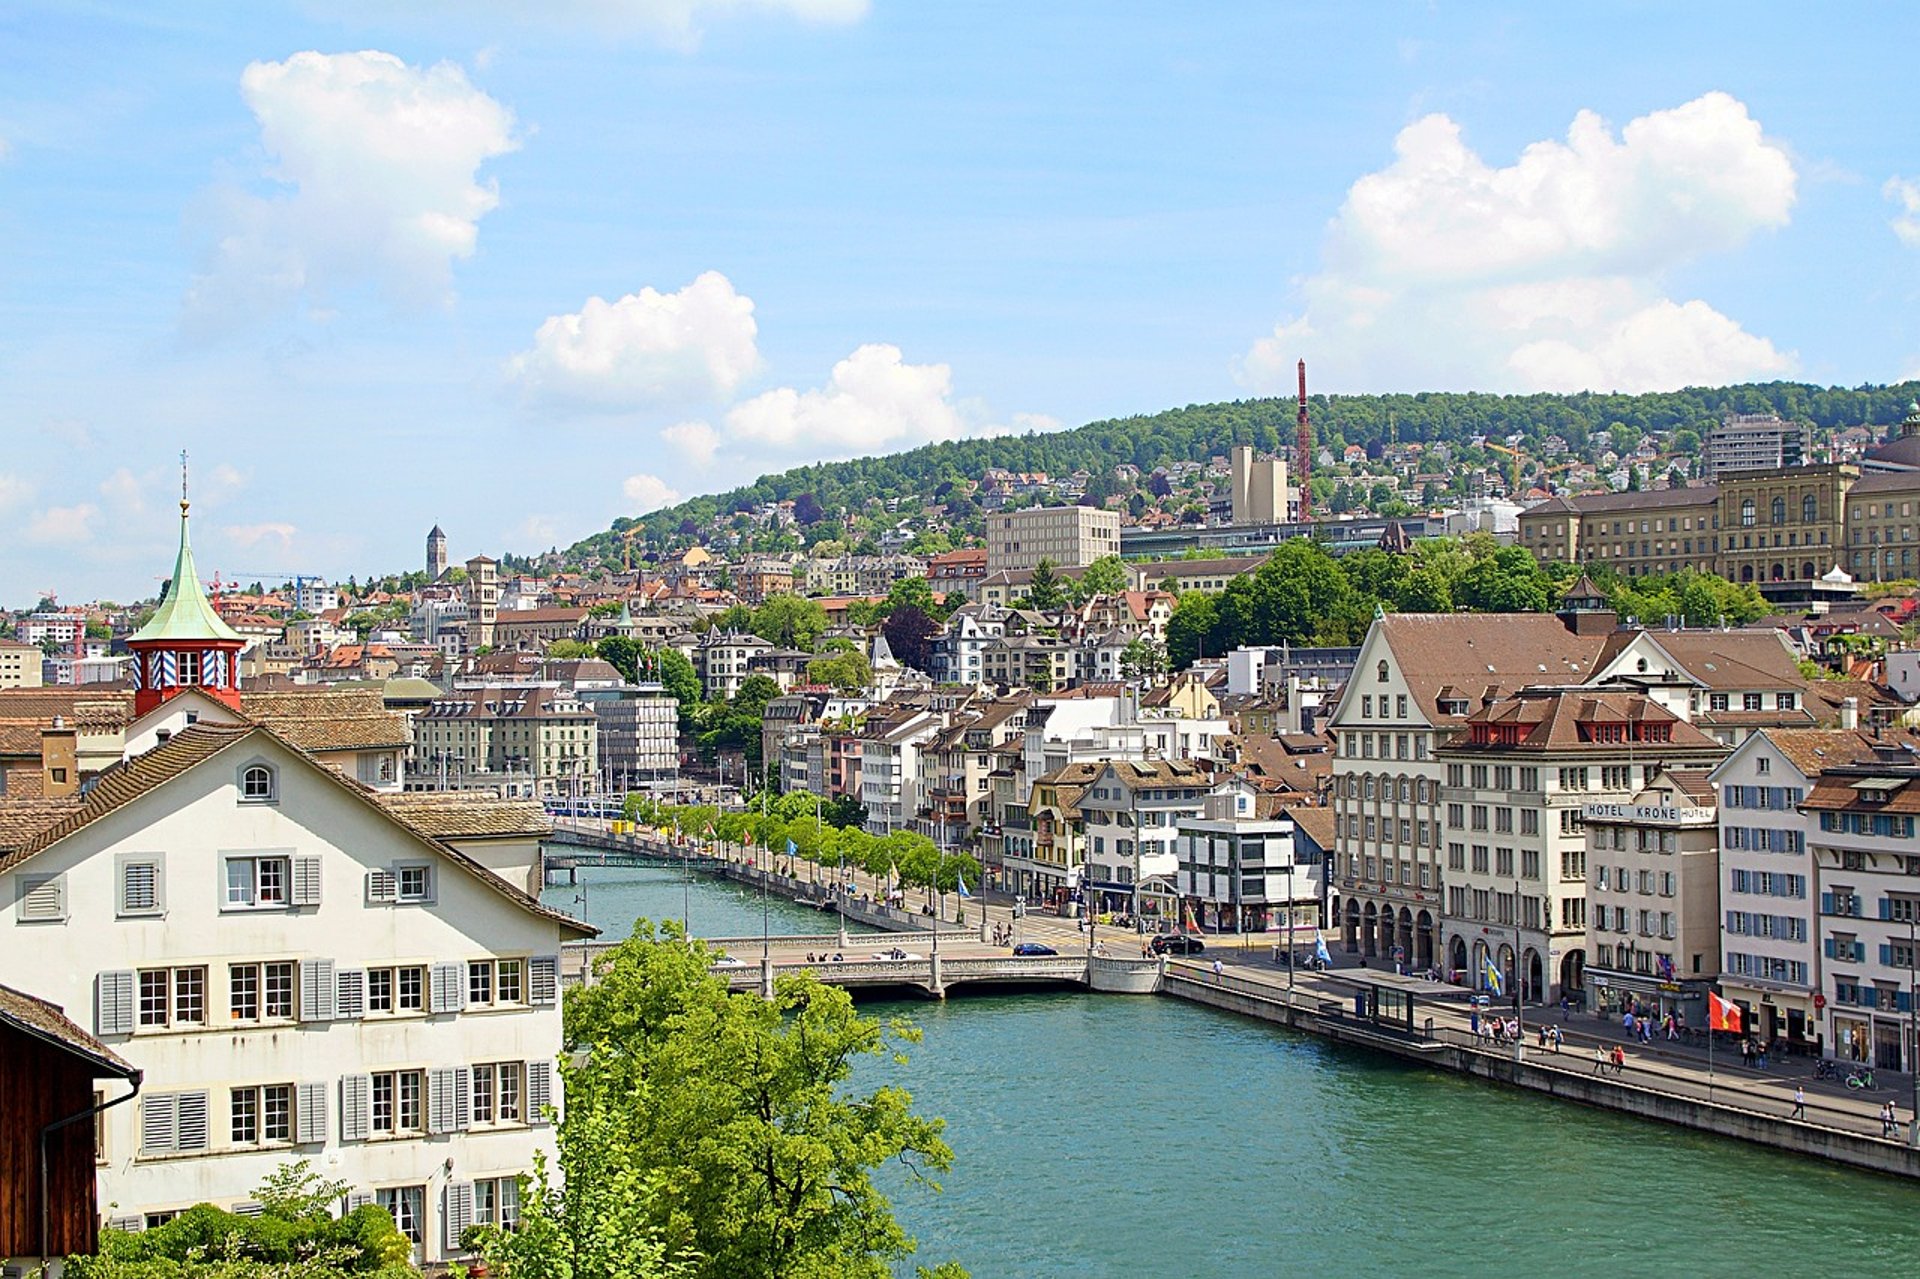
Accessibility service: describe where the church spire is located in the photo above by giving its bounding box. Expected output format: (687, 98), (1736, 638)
(131, 455), (243, 646)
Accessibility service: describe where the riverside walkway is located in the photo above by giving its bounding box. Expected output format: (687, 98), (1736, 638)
(1164, 955), (1920, 1179)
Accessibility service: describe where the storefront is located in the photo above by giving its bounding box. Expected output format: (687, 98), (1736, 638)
(1587, 968), (1707, 1027)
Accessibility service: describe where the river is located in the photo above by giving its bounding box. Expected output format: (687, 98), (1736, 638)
(545, 863), (1920, 1279)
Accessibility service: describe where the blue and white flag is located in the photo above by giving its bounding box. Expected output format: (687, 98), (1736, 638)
(1313, 931), (1331, 966)
(956, 874), (972, 899)
(786, 838), (798, 857)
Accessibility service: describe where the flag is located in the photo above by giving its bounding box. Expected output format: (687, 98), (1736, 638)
(1709, 992), (1743, 1033)
(956, 874), (972, 899)
(1313, 931), (1331, 966)
(1656, 953), (1675, 981)
(786, 839), (798, 857)
(1482, 951), (1503, 997)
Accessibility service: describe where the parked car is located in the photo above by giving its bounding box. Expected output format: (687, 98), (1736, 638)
(1151, 934), (1206, 955)
(1011, 942), (1059, 957)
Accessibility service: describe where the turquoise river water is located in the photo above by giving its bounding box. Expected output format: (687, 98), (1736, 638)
(546, 864), (1920, 1279)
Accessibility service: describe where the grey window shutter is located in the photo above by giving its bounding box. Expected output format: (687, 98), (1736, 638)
(526, 1060), (553, 1125)
(96, 970), (135, 1037)
(445, 1182), (474, 1253)
(141, 1092), (177, 1153)
(19, 872), (66, 922)
(296, 1082), (328, 1143)
(292, 856), (323, 906)
(366, 869), (397, 903)
(340, 1075), (371, 1142)
(107, 1214), (145, 1233)
(345, 1191), (375, 1213)
(176, 1091), (210, 1151)
(453, 1066), (471, 1130)
(430, 962), (466, 1014)
(301, 959), (337, 1022)
(529, 954), (558, 1005)
(336, 968), (366, 1019)
(428, 1067), (453, 1134)
(231, 1201), (265, 1218)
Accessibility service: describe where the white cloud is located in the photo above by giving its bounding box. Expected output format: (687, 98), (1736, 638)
(27, 504), (98, 545)
(724, 343), (970, 455)
(0, 473), (33, 514)
(99, 467), (148, 515)
(185, 50), (518, 331)
(1887, 177), (1920, 247)
(224, 522), (298, 550)
(621, 473), (682, 512)
(507, 272), (761, 410)
(661, 420), (721, 466)
(1239, 92), (1798, 394)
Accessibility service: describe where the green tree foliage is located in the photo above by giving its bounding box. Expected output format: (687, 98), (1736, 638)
(1455, 546), (1551, 613)
(1074, 554), (1128, 600)
(551, 927), (964, 1279)
(545, 638), (597, 659)
(75, 1161), (414, 1279)
(597, 635), (642, 683)
(1024, 559), (1064, 611)
(806, 648), (872, 691)
(750, 594), (829, 650)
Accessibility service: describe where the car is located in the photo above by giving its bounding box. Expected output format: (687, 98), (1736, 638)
(1011, 942), (1059, 956)
(1151, 934), (1206, 955)
(709, 957), (750, 970)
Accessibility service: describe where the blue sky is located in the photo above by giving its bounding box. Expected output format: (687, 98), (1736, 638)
(3, 1), (1918, 603)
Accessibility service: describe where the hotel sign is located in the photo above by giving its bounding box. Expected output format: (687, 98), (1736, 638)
(1580, 803), (1714, 825)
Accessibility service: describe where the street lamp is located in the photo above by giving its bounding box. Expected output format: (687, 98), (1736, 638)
(1909, 913), (1918, 1147)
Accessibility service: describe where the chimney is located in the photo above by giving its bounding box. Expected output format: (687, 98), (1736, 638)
(42, 716), (79, 799)
(1840, 696), (1860, 731)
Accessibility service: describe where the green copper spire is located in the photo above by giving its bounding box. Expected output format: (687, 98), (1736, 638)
(130, 490), (244, 645)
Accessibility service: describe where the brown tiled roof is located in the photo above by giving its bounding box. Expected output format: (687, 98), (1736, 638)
(0, 688), (134, 730)
(1448, 689), (1725, 754)
(0, 983), (139, 1080)
(1552, 486), (1720, 514)
(1803, 770), (1920, 814)
(1374, 614), (1605, 721)
(1750, 729), (1879, 775)
(0, 724), (593, 937)
(1662, 769), (1717, 805)
(0, 798), (85, 853)
(241, 688), (411, 751)
(376, 793), (553, 840)
(1288, 805), (1337, 850)
(1094, 759), (1213, 791)
(1596, 630), (1808, 692)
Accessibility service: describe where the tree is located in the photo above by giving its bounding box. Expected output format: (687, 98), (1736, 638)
(1026, 559), (1065, 611)
(1148, 471), (1173, 498)
(807, 649), (872, 692)
(598, 635), (642, 683)
(794, 492), (826, 525)
(752, 594), (828, 650)
(882, 604), (940, 673)
(1120, 637), (1167, 680)
(1075, 554), (1127, 600)
(1166, 593), (1220, 670)
(1456, 546), (1550, 613)
(655, 648), (703, 725)
(551, 927), (964, 1279)
(823, 794), (869, 830)
(546, 639), (597, 659)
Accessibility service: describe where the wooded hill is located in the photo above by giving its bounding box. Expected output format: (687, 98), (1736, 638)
(566, 380), (1920, 564)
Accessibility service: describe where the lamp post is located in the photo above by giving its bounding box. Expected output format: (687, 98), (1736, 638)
(1909, 913), (1918, 1147)
(1285, 857), (1296, 994)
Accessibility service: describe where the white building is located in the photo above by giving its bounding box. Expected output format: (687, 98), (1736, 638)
(1074, 759), (1210, 917)
(1175, 778), (1322, 936)
(0, 722), (593, 1265)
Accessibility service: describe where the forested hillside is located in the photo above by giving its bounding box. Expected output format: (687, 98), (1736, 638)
(566, 380), (1920, 564)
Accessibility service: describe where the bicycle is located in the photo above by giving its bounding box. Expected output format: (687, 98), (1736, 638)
(1812, 1058), (1838, 1081)
(1845, 1067), (1877, 1090)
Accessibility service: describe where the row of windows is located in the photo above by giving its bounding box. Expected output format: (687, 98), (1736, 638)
(1443, 764), (1543, 791)
(1593, 867), (1677, 896)
(1724, 911), (1808, 941)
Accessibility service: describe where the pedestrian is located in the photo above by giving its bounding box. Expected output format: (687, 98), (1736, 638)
(1756, 1042), (1768, 1071)
(1594, 1045), (1608, 1075)
(1551, 1025), (1564, 1053)
(1560, 995), (1570, 1022)
(1212, 958), (1224, 982)
(1611, 1045), (1627, 1075)
(1538, 1023), (1549, 1050)
(1740, 1040), (1751, 1068)
(1791, 1085), (1806, 1120)
(1883, 1102), (1898, 1139)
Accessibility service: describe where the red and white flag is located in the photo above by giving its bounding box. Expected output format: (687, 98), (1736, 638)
(1708, 992), (1743, 1033)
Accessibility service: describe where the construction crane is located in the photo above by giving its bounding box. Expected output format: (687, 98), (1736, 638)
(1480, 441), (1527, 495)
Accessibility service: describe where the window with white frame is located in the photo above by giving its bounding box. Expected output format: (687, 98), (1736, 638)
(368, 965), (426, 1015)
(376, 1186), (424, 1245)
(225, 855), (290, 908)
(396, 864), (433, 902)
(229, 961), (295, 1022)
(473, 1177), (520, 1231)
(138, 966), (206, 1028)
(371, 1071), (425, 1136)
(470, 1062), (525, 1126)
(468, 958), (525, 1008)
(241, 764), (276, 802)
(231, 1084), (293, 1146)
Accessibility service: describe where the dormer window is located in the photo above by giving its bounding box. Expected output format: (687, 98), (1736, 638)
(241, 764), (276, 803)
(1377, 660), (1390, 683)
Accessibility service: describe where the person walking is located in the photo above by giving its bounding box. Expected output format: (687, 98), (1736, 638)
(1551, 1024), (1564, 1053)
(1790, 1085), (1806, 1121)
(1212, 958), (1225, 983)
(1594, 1045), (1609, 1075)
(1883, 1101), (1898, 1139)
(1611, 1044), (1627, 1076)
